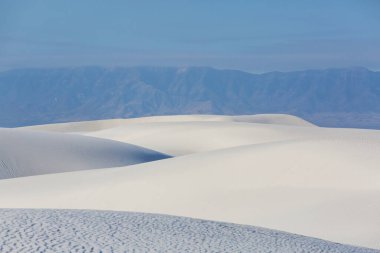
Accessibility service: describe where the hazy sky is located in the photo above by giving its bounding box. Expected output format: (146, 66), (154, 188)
(1, 0), (379, 72)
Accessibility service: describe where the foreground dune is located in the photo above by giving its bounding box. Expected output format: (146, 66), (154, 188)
(0, 209), (376, 253)
(1, 114), (380, 249)
(0, 128), (169, 179)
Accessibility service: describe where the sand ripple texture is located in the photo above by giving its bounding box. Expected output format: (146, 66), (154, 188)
(0, 209), (377, 253)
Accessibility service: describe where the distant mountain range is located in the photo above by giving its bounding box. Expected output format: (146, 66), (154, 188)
(0, 66), (379, 129)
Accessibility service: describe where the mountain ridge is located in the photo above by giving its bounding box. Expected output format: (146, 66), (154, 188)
(0, 66), (379, 128)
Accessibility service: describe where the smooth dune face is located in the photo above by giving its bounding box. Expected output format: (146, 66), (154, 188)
(0, 128), (169, 179)
(2, 114), (380, 249)
(22, 114), (315, 156)
(82, 121), (378, 156)
(229, 114), (316, 126)
(0, 136), (379, 248)
(21, 113), (314, 133)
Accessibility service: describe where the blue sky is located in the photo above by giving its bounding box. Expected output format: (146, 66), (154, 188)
(0, 0), (379, 72)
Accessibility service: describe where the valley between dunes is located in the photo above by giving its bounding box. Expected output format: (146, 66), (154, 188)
(1, 114), (380, 251)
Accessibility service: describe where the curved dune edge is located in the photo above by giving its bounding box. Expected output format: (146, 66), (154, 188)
(19, 114), (315, 133)
(18, 114), (317, 156)
(0, 136), (380, 249)
(81, 119), (376, 156)
(0, 128), (170, 179)
(0, 209), (377, 252)
(2, 114), (380, 249)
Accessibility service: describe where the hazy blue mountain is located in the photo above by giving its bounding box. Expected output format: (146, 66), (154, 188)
(0, 66), (379, 129)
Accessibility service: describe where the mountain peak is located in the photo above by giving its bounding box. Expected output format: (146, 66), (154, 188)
(0, 66), (379, 129)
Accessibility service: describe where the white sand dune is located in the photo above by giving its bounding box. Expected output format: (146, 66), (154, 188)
(1, 114), (380, 249)
(21, 113), (314, 133)
(22, 114), (315, 156)
(82, 120), (380, 156)
(0, 209), (376, 253)
(0, 128), (169, 179)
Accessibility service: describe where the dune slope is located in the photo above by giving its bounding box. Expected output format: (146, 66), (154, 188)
(22, 114), (315, 156)
(1, 114), (380, 249)
(0, 209), (377, 253)
(0, 135), (379, 248)
(21, 114), (314, 132)
(0, 128), (169, 179)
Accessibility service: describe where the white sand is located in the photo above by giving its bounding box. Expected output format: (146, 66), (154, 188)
(0, 209), (376, 253)
(21, 113), (314, 133)
(22, 114), (315, 156)
(0, 128), (169, 179)
(1, 114), (379, 249)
